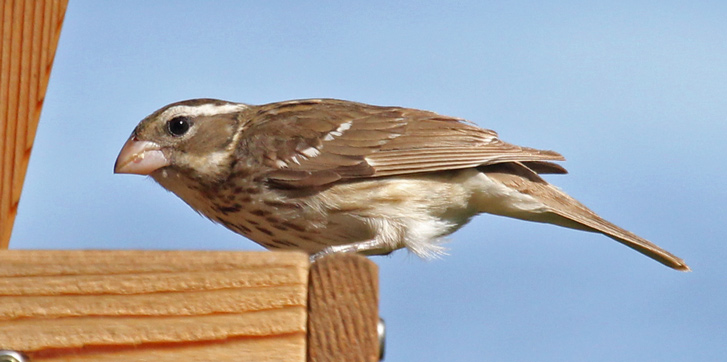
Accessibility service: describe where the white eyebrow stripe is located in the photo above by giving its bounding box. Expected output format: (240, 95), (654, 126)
(162, 103), (249, 120)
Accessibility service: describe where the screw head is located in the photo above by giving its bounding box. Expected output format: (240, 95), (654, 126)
(0, 350), (28, 362)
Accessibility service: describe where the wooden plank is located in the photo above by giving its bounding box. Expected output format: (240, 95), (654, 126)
(0, 0), (68, 248)
(0, 250), (310, 361)
(308, 253), (380, 362)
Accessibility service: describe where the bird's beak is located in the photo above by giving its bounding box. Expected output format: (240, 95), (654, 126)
(114, 137), (170, 175)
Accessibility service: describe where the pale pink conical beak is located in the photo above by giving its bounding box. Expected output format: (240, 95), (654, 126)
(114, 137), (170, 175)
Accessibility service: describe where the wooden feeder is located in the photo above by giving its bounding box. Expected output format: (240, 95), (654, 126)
(0, 2), (383, 361)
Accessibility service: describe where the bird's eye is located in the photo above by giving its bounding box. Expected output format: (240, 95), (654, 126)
(167, 116), (191, 137)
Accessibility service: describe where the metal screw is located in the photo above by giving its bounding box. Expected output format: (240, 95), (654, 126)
(378, 318), (386, 361)
(0, 350), (28, 362)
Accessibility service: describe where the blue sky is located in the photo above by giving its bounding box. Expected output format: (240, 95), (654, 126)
(10, 1), (727, 361)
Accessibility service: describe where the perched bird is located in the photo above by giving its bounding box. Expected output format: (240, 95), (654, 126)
(114, 98), (689, 271)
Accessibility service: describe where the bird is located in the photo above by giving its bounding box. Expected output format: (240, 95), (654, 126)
(114, 98), (689, 271)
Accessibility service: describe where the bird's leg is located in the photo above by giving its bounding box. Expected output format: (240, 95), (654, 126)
(310, 239), (394, 262)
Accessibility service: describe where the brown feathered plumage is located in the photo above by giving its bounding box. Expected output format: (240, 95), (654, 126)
(115, 98), (689, 271)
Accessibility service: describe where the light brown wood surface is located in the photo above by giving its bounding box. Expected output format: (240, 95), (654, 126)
(308, 253), (380, 362)
(0, 0), (68, 248)
(0, 250), (310, 361)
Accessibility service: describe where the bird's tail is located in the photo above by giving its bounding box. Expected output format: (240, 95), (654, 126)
(476, 162), (690, 271)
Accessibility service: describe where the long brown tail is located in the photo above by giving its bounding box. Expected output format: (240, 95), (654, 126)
(544, 205), (690, 271)
(480, 162), (690, 271)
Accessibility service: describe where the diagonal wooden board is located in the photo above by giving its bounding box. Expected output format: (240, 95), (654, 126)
(0, 0), (68, 248)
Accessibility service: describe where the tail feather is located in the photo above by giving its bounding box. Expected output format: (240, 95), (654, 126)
(546, 208), (690, 271)
(480, 163), (689, 271)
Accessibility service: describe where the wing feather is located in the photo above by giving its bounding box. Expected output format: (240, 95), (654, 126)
(237, 99), (565, 188)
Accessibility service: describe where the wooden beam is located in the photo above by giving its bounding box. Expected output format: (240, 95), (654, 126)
(0, 0), (68, 248)
(0, 250), (382, 361)
(0, 250), (310, 361)
(308, 253), (381, 362)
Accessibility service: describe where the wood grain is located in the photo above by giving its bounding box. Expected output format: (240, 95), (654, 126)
(0, 250), (310, 361)
(0, 0), (68, 248)
(308, 253), (380, 362)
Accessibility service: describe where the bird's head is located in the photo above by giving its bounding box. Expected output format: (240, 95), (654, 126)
(114, 98), (249, 182)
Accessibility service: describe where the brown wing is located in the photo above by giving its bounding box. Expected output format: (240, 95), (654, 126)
(236, 99), (566, 188)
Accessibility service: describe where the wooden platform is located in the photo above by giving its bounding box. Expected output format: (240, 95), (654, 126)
(0, 250), (381, 362)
